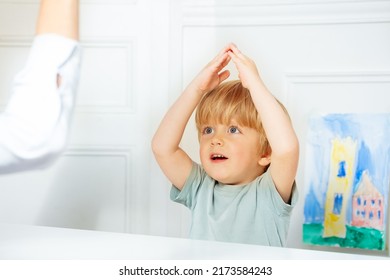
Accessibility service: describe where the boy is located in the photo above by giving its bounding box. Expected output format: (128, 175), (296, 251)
(152, 44), (299, 246)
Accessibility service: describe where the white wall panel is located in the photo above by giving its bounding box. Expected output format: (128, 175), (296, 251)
(0, 2), (37, 37)
(77, 41), (134, 113)
(0, 148), (132, 233)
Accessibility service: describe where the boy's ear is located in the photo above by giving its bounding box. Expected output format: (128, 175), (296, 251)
(258, 146), (271, 167)
(258, 154), (271, 167)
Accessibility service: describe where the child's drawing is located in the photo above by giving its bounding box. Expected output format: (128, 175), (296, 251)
(303, 114), (390, 250)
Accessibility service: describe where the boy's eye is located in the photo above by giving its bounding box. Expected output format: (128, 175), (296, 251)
(203, 127), (214, 134)
(228, 126), (240, 134)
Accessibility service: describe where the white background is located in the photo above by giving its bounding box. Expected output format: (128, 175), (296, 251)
(0, 0), (390, 258)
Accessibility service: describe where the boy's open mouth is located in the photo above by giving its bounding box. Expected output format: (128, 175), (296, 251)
(211, 154), (228, 161)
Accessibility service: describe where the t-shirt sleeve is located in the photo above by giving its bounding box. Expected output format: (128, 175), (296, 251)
(170, 161), (206, 210)
(258, 169), (298, 217)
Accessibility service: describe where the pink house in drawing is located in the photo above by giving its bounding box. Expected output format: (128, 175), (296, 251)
(351, 171), (384, 230)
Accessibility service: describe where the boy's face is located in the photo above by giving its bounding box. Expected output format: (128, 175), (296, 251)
(199, 119), (268, 185)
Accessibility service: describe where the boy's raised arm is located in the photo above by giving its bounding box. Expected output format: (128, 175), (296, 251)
(152, 47), (231, 190)
(228, 44), (299, 203)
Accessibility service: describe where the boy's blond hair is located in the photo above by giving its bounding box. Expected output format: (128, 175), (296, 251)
(195, 80), (270, 155)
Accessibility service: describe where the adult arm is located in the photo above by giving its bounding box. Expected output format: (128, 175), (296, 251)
(0, 0), (80, 174)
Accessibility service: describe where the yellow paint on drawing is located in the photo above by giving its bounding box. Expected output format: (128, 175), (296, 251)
(323, 137), (357, 238)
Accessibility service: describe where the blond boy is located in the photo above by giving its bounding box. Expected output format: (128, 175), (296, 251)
(152, 44), (299, 246)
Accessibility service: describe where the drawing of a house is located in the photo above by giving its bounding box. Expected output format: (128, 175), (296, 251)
(323, 137), (357, 238)
(351, 171), (384, 230)
(303, 114), (390, 250)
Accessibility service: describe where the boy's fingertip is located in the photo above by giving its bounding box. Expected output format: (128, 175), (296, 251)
(227, 51), (236, 59)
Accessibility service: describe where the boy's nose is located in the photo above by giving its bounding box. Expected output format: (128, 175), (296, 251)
(211, 136), (224, 146)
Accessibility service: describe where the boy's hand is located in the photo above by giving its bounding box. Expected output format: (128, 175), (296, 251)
(227, 43), (263, 91)
(189, 45), (231, 95)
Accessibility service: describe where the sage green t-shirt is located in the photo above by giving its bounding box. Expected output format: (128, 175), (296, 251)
(170, 162), (297, 246)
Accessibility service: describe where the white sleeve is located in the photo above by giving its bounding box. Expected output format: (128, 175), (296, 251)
(0, 34), (81, 174)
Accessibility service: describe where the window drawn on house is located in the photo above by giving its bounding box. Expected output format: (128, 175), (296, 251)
(337, 160), (346, 177)
(333, 193), (343, 215)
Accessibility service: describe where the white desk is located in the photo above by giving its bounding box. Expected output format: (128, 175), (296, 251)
(0, 223), (387, 260)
